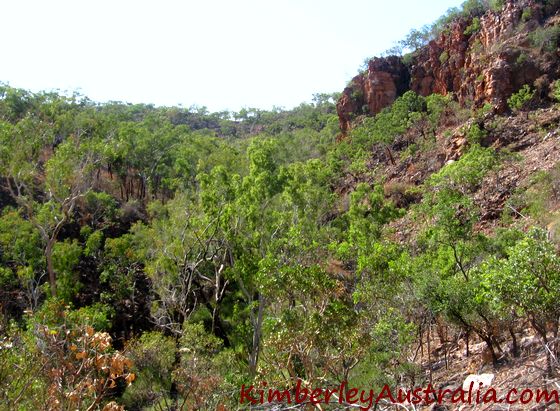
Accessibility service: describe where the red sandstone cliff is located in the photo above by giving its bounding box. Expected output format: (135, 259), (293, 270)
(337, 0), (560, 134)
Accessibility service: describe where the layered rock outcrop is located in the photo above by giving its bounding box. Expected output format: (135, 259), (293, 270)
(337, 0), (560, 134)
(337, 57), (409, 133)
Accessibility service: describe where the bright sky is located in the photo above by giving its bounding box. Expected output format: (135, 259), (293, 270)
(1, 0), (463, 112)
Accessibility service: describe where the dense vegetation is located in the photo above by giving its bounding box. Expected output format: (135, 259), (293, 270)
(3, 1), (560, 410)
(1, 77), (559, 409)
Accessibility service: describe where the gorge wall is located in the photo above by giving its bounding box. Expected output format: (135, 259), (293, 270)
(337, 0), (560, 134)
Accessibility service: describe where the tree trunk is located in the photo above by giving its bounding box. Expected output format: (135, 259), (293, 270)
(531, 318), (553, 376)
(509, 327), (520, 358)
(384, 145), (396, 166)
(482, 336), (499, 366)
(248, 293), (265, 376)
(45, 239), (57, 297)
(427, 322), (432, 386)
(169, 337), (181, 410)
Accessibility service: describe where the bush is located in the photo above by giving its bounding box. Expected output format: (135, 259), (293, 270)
(52, 239), (83, 302)
(516, 52), (528, 65)
(428, 144), (497, 191)
(507, 85), (535, 111)
(350, 91), (426, 147)
(464, 17), (481, 36)
(465, 123), (487, 145)
(521, 7), (533, 22)
(551, 79), (560, 102)
(489, 0), (504, 11)
(122, 331), (176, 409)
(490, 227), (560, 373)
(401, 52), (416, 66)
(461, 0), (487, 17)
(530, 25), (560, 52)
(426, 93), (453, 129)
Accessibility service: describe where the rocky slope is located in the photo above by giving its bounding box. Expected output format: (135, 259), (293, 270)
(331, 3), (560, 409)
(337, 0), (560, 134)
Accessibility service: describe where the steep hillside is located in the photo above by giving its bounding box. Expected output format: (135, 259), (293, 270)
(331, 1), (560, 409)
(337, 0), (560, 134)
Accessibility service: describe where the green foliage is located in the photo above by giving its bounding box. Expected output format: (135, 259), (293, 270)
(489, 0), (504, 11)
(521, 7), (533, 22)
(0, 208), (43, 287)
(460, 0), (487, 17)
(465, 123), (487, 145)
(491, 228), (560, 319)
(516, 52), (528, 65)
(400, 26), (434, 52)
(428, 144), (497, 192)
(401, 51), (416, 66)
(122, 331), (176, 409)
(2, 305), (131, 409)
(426, 93), (454, 129)
(351, 91), (426, 147)
(173, 323), (243, 408)
(65, 303), (115, 331)
(507, 84), (535, 111)
(530, 25), (560, 52)
(464, 17), (481, 36)
(52, 239), (83, 302)
(504, 163), (560, 223)
(486, 227), (560, 372)
(83, 191), (118, 228)
(439, 50), (450, 64)
(398, 0), (490, 53)
(551, 79), (560, 102)
(84, 229), (104, 257)
(5, 17), (560, 403)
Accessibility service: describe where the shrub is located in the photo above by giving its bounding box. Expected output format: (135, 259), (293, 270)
(521, 7), (533, 22)
(551, 79), (560, 102)
(428, 144), (497, 191)
(426, 93), (453, 129)
(401, 52), (416, 66)
(491, 227), (560, 374)
(472, 39), (483, 53)
(122, 331), (176, 409)
(507, 84), (535, 111)
(461, 0), (487, 17)
(489, 0), (504, 11)
(530, 25), (560, 52)
(350, 91), (426, 147)
(464, 17), (481, 36)
(516, 52), (528, 65)
(465, 123), (487, 145)
(506, 163), (560, 222)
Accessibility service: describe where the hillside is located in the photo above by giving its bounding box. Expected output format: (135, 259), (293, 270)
(2, 1), (560, 410)
(337, 0), (560, 133)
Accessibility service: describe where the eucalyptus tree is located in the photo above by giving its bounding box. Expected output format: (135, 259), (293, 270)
(0, 116), (98, 297)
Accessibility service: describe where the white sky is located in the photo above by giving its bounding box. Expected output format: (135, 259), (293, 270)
(1, 0), (463, 112)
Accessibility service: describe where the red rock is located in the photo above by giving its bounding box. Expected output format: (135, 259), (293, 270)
(337, 0), (558, 135)
(336, 56), (409, 135)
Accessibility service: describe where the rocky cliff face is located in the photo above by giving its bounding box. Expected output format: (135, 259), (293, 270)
(337, 57), (409, 134)
(337, 0), (560, 134)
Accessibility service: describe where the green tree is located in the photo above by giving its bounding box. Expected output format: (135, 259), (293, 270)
(491, 228), (560, 374)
